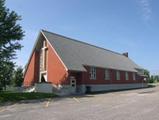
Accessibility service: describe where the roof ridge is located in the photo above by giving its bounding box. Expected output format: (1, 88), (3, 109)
(41, 29), (125, 57)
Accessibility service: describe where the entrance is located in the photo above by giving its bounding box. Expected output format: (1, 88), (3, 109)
(70, 76), (76, 93)
(70, 76), (76, 87)
(40, 72), (47, 82)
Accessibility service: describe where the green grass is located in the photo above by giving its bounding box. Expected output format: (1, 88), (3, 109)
(0, 92), (56, 103)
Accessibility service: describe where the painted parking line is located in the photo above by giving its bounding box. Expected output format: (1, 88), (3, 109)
(0, 108), (6, 113)
(45, 98), (52, 107)
(0, 114), (12, 118)
(73, 97), (80, 103)
(45, 101), (50, 107)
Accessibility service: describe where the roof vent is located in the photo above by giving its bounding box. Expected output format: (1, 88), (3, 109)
(123, 52), (128, 57)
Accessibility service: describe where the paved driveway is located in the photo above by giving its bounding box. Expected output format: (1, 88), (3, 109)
(0, 86), (159, 120)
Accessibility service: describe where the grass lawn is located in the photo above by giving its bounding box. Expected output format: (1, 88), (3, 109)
(0, 92), (56, 103)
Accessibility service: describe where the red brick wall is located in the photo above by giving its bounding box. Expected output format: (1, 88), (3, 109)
(23, 51), (39, 87)
(24, 36), (69, 86)
(81, 66), (144, 85)
(47, 42), (68, 85)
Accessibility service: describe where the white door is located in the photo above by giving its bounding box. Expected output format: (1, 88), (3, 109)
(70, 76), (76, 93)
(70, 76), (76, 87)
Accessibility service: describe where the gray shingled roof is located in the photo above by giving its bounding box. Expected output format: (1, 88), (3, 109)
(42, 30), (142, 72)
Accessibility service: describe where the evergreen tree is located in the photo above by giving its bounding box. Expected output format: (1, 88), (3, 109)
(0, 0), (24, 90)
(12, 66), (23, 87)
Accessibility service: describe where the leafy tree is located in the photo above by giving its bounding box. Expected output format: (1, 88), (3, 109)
(148, 75), (159, 83)
(149, 75), (155, 83)
(144, 69), (150, 78)
(0, 0), (24, 90)
(144, 69), (150, 82)
(12, 66), (23, 87)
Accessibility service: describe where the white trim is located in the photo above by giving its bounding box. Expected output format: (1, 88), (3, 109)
(41, 31), (68, 72)
(39, 71), (47, 82)
(41, 40), (48, 71)
(42, 47), (45, 71)
(90, 67), (96, 80)
(42, 47), (47, 50)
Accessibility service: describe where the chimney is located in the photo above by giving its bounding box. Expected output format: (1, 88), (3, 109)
(123, 52), (128, 57)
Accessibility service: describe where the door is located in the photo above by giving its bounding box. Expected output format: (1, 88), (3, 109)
(70, 76), (76, 93)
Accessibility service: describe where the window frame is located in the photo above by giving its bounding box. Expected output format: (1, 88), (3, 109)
(125, 72), (129, 80)
(116, 71), (120, 80)
(90, 67), (96, 80)
(105, 69), (110, 80)
(133, 73), (136, 80)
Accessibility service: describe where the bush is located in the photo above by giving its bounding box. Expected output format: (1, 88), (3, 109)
(148, 75), (158, 83)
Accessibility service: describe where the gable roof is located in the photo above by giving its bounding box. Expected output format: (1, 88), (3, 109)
(41, 30), (142, 72)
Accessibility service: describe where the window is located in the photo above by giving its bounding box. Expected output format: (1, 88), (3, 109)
(90, 67), (96, 80)
(116, 71), (120, 80)
(125, 72), (129, 80)
(105, 69), (110, 80)
(133, 73), (136, 80)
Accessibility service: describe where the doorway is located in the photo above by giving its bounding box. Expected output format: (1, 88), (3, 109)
(40, 72), (47, 83)
(70, 76), (76, 93)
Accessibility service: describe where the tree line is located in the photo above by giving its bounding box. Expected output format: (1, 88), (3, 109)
(144, 70), (159, 83)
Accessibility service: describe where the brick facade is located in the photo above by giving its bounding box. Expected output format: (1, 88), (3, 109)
(23, 51), (39, 87)
(47, 41), (68, 85)
(23, 36), (69, 87)
(79, 66), (145, 85)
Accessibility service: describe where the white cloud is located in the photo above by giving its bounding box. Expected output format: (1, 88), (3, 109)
(138, 0), (152, 22)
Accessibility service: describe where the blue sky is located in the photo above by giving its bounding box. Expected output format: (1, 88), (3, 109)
(6, 0), (159, 75)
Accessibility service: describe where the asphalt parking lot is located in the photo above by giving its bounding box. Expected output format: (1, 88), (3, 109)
(0, 86), (159, 120)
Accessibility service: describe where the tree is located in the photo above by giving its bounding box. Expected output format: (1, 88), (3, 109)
(144, 69), (150, 78)
(149, 75), (155, 83)
(0, 0), (24, 90)
(0, 61), (14, 87)
(12, 66), (23, 87)
(144, 69), (150, 81)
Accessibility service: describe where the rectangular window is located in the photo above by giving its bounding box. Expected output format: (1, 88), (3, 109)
(125, 72), (129, 80)
(133, 73), (136, 80)
(116, 71), (120, 80)
(90, 67), (96, 80)
(105, 69), (110, 80)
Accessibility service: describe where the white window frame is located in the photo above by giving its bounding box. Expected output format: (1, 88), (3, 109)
(116, 71), (120, 80)
(125, 72), (129, 80)
(90, 67), (96, 80)
(133, 73), (136, 80)
(105, 69), (110, 80)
